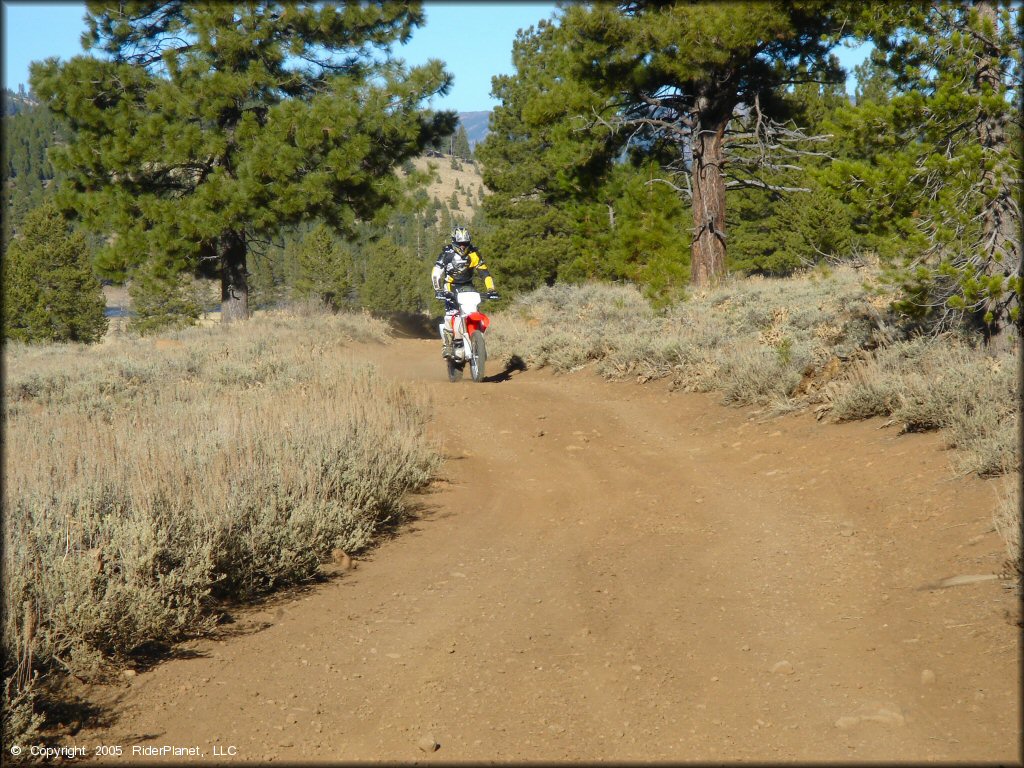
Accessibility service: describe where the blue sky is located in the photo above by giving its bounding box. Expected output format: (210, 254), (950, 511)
(2, 1), (562, 111)
(3, 2), (870, 111)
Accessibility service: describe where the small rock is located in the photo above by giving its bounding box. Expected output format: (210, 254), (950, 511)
(122, 669), (137, 679)
(834, 716), (861, 730)
(921, 669), (936, 685)
(741, 645), (751, 652)
(771, 660), (795, 676)
(417, 735), (440, 752)
(864, 707), (905, 726)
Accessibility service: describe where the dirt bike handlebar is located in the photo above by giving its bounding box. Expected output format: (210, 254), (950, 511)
(436, 290), (499, 301)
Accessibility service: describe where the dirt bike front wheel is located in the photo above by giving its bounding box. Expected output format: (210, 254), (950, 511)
(469, 331), (487, 382)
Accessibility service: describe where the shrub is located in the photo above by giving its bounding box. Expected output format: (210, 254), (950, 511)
(2, 310), (438, 742)
(824, 336), (1020, 476)
(494, 267), (883, 409)
(490, 282), (659, 372)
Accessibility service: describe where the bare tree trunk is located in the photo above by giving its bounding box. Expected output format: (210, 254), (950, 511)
(220, 231), (249, 323)
(690, 100), (729, 290)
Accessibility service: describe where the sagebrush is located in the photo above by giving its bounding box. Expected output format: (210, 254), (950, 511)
(2, 310), (437, 745)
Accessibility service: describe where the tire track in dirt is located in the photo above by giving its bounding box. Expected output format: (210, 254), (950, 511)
(74, 337), (1019, 763)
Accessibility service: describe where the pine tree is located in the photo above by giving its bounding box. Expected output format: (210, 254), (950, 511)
(31, 2), (456, 325)
(3, 202), (107, 343)
(359, 235), (433, 314)
(729, 77), (854, 275)
(452, 124), (473, 161)
(2, 96), (65, 245)
(555, 2), (852, 288)
(478, 7), (853, 293)
(127, 259), (202, 334)
(475, 20), (610, 294)
(292, 223), (352, 310)
(833, 1), (1022, 334)
(606, 163), (691, 306)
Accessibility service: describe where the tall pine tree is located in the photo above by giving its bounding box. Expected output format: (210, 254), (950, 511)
(556, 1), (853, 288)
(476, 19), (611, 294)
(832, 0), (1022, 334)
(32, 2), (456, 323)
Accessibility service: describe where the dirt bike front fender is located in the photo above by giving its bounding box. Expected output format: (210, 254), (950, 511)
(465, 312), (490, 336)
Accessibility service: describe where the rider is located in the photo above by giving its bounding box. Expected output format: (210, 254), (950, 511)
(431, 226), (499, 358)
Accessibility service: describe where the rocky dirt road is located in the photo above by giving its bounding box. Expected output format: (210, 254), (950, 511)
(75, 336), (1019, 763)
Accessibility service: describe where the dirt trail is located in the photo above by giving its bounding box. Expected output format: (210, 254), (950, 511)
(75, 336), (1018, 763)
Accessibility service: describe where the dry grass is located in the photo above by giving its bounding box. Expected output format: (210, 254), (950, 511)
(492, 282), (660, 373)
(994, 479), (1022, 583)
(828, 337), (1019, 476)
(490, 266), (890, 406)
(2, 309), (438, 745)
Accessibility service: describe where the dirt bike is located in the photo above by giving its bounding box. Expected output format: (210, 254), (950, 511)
(437, 289), (493, 383)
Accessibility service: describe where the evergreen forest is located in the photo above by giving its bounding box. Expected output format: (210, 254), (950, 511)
(2, 1), (1020, 341)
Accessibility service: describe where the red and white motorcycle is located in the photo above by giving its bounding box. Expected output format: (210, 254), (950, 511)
(438, 290), (493, 382)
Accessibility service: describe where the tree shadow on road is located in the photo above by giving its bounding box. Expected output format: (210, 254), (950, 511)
(483, 354), (527, 383)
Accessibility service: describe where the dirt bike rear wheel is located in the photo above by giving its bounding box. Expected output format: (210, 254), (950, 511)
(469, 331), (487, 382)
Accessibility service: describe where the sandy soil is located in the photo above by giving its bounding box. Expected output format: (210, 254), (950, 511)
(69, 335), (1019, 763)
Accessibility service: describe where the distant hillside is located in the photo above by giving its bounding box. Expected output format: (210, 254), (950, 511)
(458, 111), (491, 148)
(411, 154), (486, 219)
(3, 87), (40, 117)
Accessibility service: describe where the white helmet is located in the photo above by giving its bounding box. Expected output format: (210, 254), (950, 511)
(451, 226), (471, 246)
